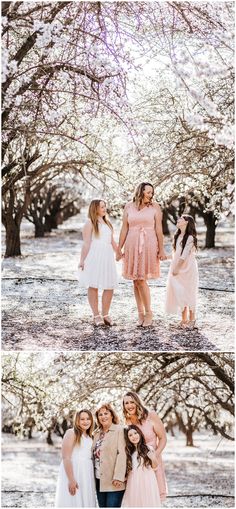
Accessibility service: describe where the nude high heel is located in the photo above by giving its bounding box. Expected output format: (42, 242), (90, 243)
(137, 312), (145, 326)
(93, 315), (104, 326)
(142, 311), (153, 327)
(103, 314), (113, 326)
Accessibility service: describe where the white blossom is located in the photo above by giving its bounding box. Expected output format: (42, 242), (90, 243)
(214, 124), (234, 149)
(1, 46), (9, 82)
(15, 96), (22, 107)
(222, 197), (230, 210)
(1, 16), (8, 29)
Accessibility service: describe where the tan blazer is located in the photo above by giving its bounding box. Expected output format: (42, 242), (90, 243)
(92, 423), (127, 492)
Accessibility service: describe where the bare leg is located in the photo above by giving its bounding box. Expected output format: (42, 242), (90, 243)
(88, 287), (99, 316)
(133, 281), (145, 325)
(181, 307), (188, 323)
(188, 309), (197, 328)
(137, 280), (151, 312)
(189, 309), (195, 321)
(136, 280), (153, 326)
(102, 289), (114, 317)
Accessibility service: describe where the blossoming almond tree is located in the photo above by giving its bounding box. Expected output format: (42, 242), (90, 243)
(2, 1), (234, 254)
(2, 351), (234, 446)
(2, 1), (145, 256)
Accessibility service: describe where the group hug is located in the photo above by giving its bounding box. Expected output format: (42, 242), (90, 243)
(55, 391), (167, 508)
(78, 182), (199, 329)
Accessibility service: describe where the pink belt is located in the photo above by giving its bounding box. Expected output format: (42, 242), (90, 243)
(129, 226), (154, 254)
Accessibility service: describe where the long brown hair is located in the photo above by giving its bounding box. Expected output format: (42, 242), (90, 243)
(173, 214), (197, 254)
(133, 182), (154, 209)
(125, 425), (152, 474)
(73, 409), (94, 446)
(88, 199), (113, 237)
(123, 391), (148, 424)
(95, 403), (119, 428)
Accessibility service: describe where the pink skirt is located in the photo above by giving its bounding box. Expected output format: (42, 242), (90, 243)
(122, 465), (161, 507)
(123, 227), (160, 280)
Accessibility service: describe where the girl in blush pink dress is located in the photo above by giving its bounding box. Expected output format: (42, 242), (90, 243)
(165, 215), (199, 329)
(137, 414), (167, 501)
(117, 183), (167, 327)
(122, 425), (161, 508)
(123, 391), (167, 502)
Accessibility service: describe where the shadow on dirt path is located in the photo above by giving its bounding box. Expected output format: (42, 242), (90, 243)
(2, 218), (234, 352)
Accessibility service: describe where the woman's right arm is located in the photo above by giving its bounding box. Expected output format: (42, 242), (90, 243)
(117, 206), (129, 260)
(149, 411), (167, 459)
(61, 429), (78, 495)
(147, 446), (158, 470)
(79, 220), (93, 269)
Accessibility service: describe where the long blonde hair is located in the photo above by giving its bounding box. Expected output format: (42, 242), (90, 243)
(123, 391), (148, 424)
(133, 182), (154, 209)
(88, 199), (113, 237)
(73, 409), (94, 446)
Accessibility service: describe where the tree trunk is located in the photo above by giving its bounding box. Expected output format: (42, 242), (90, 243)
(44, 215), (52, 233)
(186, 428), (194, 446)
(162, 209), (170, 235)
(44, 214), (58, 232)
(3, 182), (31, 257)
(204, 212), (217, 248)
(46, 430), (54, 445)
(4, 219), (21, 257)
(34, 221), (45, 238)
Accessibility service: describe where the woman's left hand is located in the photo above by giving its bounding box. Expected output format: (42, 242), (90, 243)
(159, 250), (167, 261)
(116, 248), (123, 261)
(112, 479), (123, 489)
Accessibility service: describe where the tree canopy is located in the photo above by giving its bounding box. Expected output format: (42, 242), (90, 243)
(2, 1), (234, 255)
(2, 352), (234, 445)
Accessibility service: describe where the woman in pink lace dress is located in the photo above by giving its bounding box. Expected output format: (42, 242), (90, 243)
(117, 183), (166, 327)
(122, 391), (167, 502)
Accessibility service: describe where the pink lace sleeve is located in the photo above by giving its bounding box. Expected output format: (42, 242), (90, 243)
(123, 202), (132, 216)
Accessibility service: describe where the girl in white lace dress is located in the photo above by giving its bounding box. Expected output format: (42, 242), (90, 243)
(55, 409), (96, 508)
(79, 199), (118, 326)
(165, 215), (199, 328)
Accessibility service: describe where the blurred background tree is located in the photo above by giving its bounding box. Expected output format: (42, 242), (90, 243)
(2, 352), (234, 446)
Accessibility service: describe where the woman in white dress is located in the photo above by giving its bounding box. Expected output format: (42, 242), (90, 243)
(55, 409), (96, 508)
(79, 199), (118, 326)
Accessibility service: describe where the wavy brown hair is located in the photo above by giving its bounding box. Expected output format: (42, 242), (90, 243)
(95, 403), (119, 428)
(88, 199), (113, 237)
(133, 182), (154, 209)
(173, 214), (197, 255)
(125, 425), (152, 474)
(73, 409), (94, 446)
(123, 391), (148, 424)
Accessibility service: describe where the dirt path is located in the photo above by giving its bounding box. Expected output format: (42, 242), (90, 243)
(1, 433), (234, 508)
(2, 217), (234, 352)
